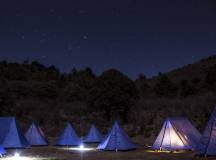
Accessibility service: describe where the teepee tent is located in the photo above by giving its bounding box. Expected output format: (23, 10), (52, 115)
(0, 117), (29, 148)
(25, 122), (48, 146)
(102, 128), (111, 140)
(84, 124), (103, 143)
(197, 107), (216, 156)
(0, 145), (6, 157)
(152, 117), (201, 151)
(97, 121), (136, 151)
(56, 122), (81, 146)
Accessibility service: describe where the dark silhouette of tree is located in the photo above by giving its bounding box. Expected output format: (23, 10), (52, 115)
(23, 60), (29, 65)
(0, 57), (215, 137)
(46, 65), (60, 81)
(88, 69), (138, 123)
(57, 74), (68, 88)
(0, 81), (14, 115)
(32, 82), (58, 99)
(62, 83), (86, 102)
(179, 80), (195, 97)
(31, 61), (46, 71)
(69, 67), (78, 80)
(85, 67), (95, 78)
(69, 68), (96, 89)
(205, 65), (216, 91)
(154, 74), (178, 97)
(0, 62), (21, 80)
(135, 73), (150, 96)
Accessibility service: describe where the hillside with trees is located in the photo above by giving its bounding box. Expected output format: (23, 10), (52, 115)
(0, 56), (216, 140)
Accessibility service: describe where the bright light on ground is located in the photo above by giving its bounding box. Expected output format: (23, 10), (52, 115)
(69, 147), (95, 151)
(1, 155), (54, 160)
(59, 146), (95, 152)
(2, 157), (44, 160)
(79, 144), (84, 150)
(14, 152), (20, 158)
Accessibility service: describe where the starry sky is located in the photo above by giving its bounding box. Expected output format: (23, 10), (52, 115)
(0, 0), (216, 78)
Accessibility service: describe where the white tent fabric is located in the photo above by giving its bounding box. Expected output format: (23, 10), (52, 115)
(152, 117), (201, 151)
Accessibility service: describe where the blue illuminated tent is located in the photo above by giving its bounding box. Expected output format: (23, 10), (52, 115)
(97, 121), (136, 151)
(84, 124), (103, 143)
(102, 128), (111, 140)
(25, 122), (48, 146)
(0, 145), (6, 156)
(197, 107), (216, 156)
(56, 122), (81, 146)
(0, 117), (29, 148)
(152, 117), (201, 151)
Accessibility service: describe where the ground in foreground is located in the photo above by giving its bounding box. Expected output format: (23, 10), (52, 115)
(1, 146), (215, 160)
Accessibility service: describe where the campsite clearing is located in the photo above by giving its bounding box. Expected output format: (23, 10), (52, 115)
(1, 146), (214, 160)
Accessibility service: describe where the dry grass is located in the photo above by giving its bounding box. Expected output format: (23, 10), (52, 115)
(1, 136), (213, 160)
(2, 145), (215, 160)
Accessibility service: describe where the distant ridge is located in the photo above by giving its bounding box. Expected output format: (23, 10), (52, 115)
(150, 55), (216, 82)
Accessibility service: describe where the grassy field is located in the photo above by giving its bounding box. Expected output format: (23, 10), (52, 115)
(0, 136), (213, 160)
(2, 145), (215, 160)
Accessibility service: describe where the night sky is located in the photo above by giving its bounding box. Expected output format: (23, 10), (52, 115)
(0, 0), (216, 78)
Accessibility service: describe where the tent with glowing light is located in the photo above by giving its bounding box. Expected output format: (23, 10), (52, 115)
(0, 117), (29, 148)
(25, 122), (48, 146)
(152, 117), (201, 151)
(196, 107), (216, 156)
(56, 122), (81, 146)
(0, 145), (6, 156)
(84, 124), (103, 143)
(97, 121), (136, 151)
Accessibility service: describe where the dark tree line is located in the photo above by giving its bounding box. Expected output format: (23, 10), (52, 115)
(0, 60), (216, 136)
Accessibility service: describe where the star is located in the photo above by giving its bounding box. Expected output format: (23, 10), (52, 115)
(33, 29), (39, 33)
(16, 32), (25, 40)
(67, 46), (73, 51)
(42, 33), (47, 37)
(49, 8), (55, 14)
(39, 39), (47, 44)
(15, 13), (22, 17)
(151, 64), (156, 68)
(52, 34), (57, 38)
(78, 10), (87, 14)
(41, 55), (47, 59)
(111, 9), (120, 16)
(58, 15), (62, 20)
(83, 35), (88, 40)
(67, 42), (73, 51)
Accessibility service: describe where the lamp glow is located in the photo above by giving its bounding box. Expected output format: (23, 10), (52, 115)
(79, 144), (84, 150)
(14, 153), (20, 158)
(58, 145), (95, 152)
